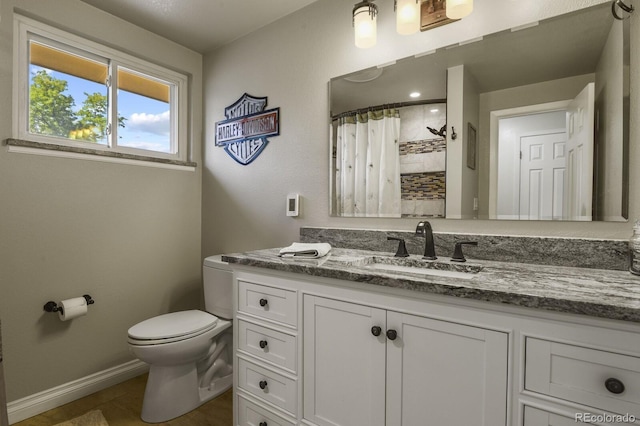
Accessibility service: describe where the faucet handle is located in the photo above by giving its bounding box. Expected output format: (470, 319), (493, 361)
(387, 237), (410, 257)
(451, 241), (478, 263)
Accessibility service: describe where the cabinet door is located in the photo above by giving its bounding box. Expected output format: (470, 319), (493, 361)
(386, 311), (508, 426)
(303, 295), (386, 426)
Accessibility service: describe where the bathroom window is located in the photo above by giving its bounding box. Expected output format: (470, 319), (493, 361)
(13, 15), (188, 163)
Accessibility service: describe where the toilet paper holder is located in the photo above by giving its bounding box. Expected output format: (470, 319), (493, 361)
(43, 295), (94, 314)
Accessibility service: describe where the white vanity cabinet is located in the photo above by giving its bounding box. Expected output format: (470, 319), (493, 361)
(303, 295), (508, 426)
(231, 266), (640, 426)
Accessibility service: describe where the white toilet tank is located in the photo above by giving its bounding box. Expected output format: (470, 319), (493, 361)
(203, 255), (233, 320)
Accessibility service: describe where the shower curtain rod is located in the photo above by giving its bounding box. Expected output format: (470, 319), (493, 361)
(331, 98), (447, 120)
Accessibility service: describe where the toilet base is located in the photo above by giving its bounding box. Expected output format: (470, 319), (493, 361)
(199, 372), (233, 403)
(141, 363), (232, 423)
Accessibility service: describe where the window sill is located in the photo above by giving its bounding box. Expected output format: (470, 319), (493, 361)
(4, 139), (197, 171)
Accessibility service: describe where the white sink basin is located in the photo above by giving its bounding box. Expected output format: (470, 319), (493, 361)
(330, 252), (483, 280)
(364, 262), (477, 280)
(342, 254), (484, 280)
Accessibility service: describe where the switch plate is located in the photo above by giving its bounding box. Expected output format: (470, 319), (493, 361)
(287, 194), (299, 217)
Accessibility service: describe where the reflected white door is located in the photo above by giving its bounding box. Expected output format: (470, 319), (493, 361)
(566, 82), (595, 221)
(519, 132), (567, 220)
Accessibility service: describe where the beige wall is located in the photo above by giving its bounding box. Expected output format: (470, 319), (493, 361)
(203, 0), (638, 260)
(462, 66), (480, 219)
(445, 65), (464, 219)
(595, 20), (626, 220)
(0, 1), (203, 401)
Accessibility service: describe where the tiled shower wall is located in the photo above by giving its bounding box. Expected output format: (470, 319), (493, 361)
(399, 104), (447, 217)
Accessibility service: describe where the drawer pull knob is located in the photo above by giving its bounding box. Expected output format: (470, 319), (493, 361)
(259, 380), (268, 390)
(605, 377), (625, 394)
(386, 329), (398, 340)
(259, 340), (268, 349)
(259, 298), (268, 307)
(259, 422), (268, 426)
(371, 326), (382, 336)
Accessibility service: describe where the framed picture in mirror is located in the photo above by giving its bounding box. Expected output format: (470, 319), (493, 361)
(467, 123), (476, 170)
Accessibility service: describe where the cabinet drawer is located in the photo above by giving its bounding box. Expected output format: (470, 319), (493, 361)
(237, 394), (295, 426)
(238, 320), (297, 373)
(238, 357), (297, 415)
(238, 281), (297, 327)
(525, 338), (640, 417)
(523, 405), (627, 426)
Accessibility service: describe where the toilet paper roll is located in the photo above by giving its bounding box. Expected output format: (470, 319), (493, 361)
(58, 297), (88, 321)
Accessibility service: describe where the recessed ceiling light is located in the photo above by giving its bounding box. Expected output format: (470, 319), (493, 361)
(430, 108), (439, 113)
(409, 92), (420, 98)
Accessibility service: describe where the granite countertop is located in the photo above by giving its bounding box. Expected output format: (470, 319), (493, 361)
(222, 248), (640, 323)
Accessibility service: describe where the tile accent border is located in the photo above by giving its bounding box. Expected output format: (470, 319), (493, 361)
(401, 172), (446, 200)
(300, 227), (628, 270)
(399, 138), (446, 155)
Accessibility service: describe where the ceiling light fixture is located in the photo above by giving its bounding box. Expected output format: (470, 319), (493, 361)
(353, 0), (474, 48)
(353, 0), (378, 49)
(395, 0), (420, 35)
(409, 91), (421, 98)
(446, 0), (473, 20)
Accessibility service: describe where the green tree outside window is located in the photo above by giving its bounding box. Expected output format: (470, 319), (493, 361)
(29, 69), (126, 142)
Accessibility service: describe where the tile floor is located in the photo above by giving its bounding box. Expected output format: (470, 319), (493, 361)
(12, 374), (232, 425)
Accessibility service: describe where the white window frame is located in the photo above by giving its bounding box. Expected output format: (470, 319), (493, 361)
(13, 14), (189, 163)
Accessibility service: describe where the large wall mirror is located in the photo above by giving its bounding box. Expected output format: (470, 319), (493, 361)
(329, 3), (629, 221)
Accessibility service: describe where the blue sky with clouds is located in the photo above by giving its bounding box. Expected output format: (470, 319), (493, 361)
(30, 65), (171, 153)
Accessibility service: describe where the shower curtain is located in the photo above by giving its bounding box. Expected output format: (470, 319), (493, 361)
(335, 109), (401, 217)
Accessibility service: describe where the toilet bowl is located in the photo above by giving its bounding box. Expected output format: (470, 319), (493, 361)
(127, 256), (233, 423)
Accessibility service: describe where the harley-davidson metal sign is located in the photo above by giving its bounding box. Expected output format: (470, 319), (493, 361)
(215, 93), (280, 165)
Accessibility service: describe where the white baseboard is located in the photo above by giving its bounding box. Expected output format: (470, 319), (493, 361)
(7, 360), (148, 424)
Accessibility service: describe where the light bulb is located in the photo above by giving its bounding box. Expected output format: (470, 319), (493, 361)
(396, 0), (420, 35)
(446, 0), (473, 20)
(354, 3), (377, 48)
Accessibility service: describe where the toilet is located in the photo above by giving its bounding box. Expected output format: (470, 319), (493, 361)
(127, 255), (233, 423)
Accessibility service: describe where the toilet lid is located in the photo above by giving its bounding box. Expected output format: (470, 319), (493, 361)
(128, 310), (218, 342)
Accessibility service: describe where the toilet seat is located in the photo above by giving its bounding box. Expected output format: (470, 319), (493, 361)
(128, 310), (218, 345)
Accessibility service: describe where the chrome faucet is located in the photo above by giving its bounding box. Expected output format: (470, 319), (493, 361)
(415, 221), (437, 260)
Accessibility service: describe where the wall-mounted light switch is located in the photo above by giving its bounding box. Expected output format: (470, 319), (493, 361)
(287, 194), (300, 217)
